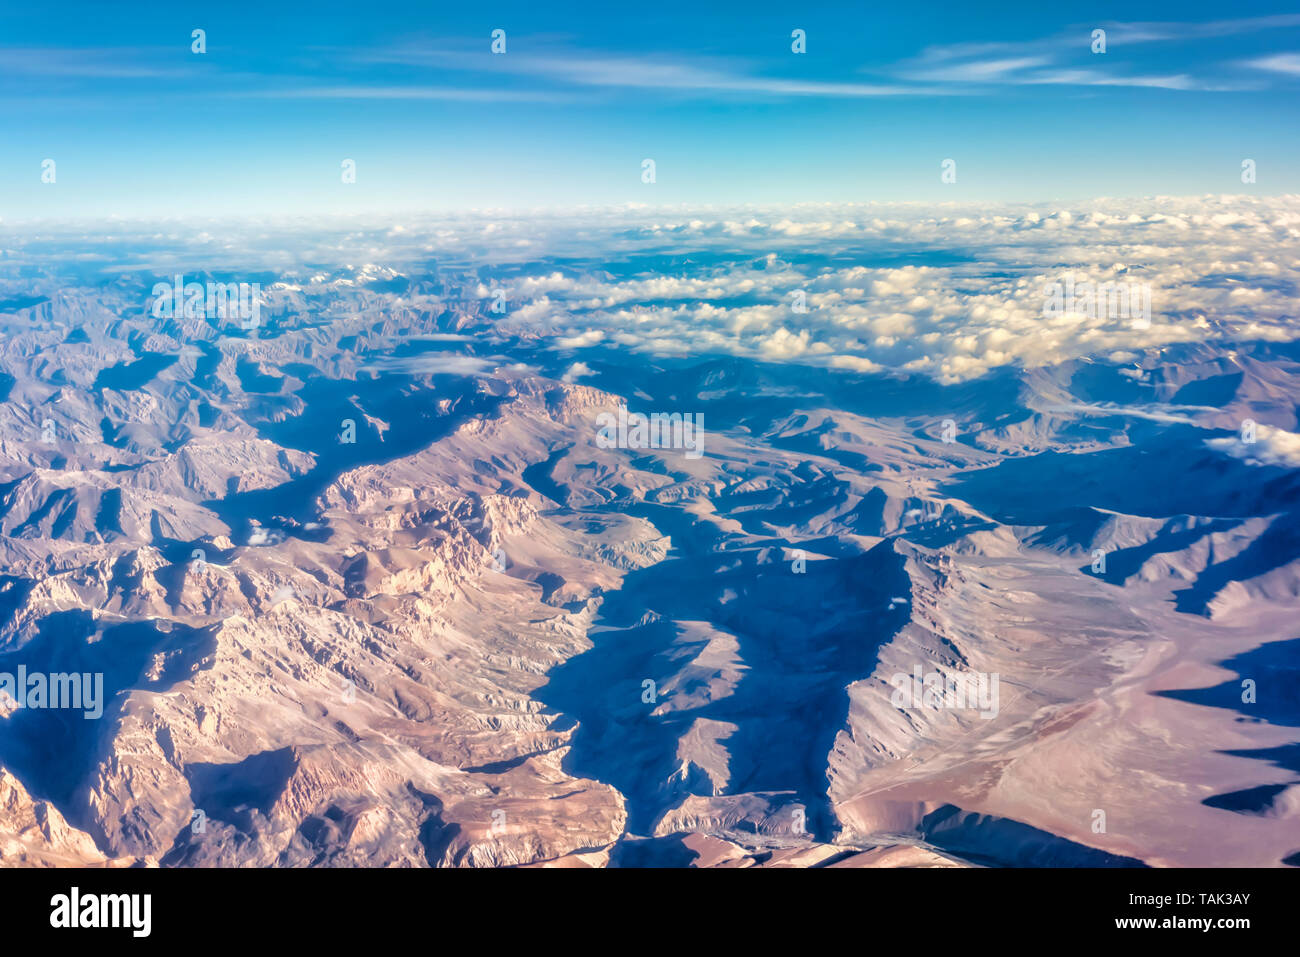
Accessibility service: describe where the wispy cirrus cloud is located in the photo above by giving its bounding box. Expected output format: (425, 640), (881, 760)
(1016, 70), (1201, 91)
(895, 56), (1053, 83)
(370, 39), (1248, 99)
(1244, 53), (1300, 76)
(363, 48), (943, 98)
(881, 15), (1300, 93)
(1098, 14), (1300, 44)
(0, 47), (190, 79)
(7, 12), (1299, 105)
(241, 84), (576, 103)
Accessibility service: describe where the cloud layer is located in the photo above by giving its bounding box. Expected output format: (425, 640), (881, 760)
(2, 194), (1297, 384)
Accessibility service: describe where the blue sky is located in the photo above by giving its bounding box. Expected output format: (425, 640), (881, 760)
(1, 1), (1299, 218)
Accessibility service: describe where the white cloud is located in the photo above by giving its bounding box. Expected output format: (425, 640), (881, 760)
(7, 195), (1299, 386)
(444, 196), (1300, 383)
(1244, 53), (1300, 76)
(561, 361), (594, 382)
(1208, 425), (1300, 468)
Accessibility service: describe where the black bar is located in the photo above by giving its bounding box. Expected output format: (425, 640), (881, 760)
(1, 865), (1283, 943)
